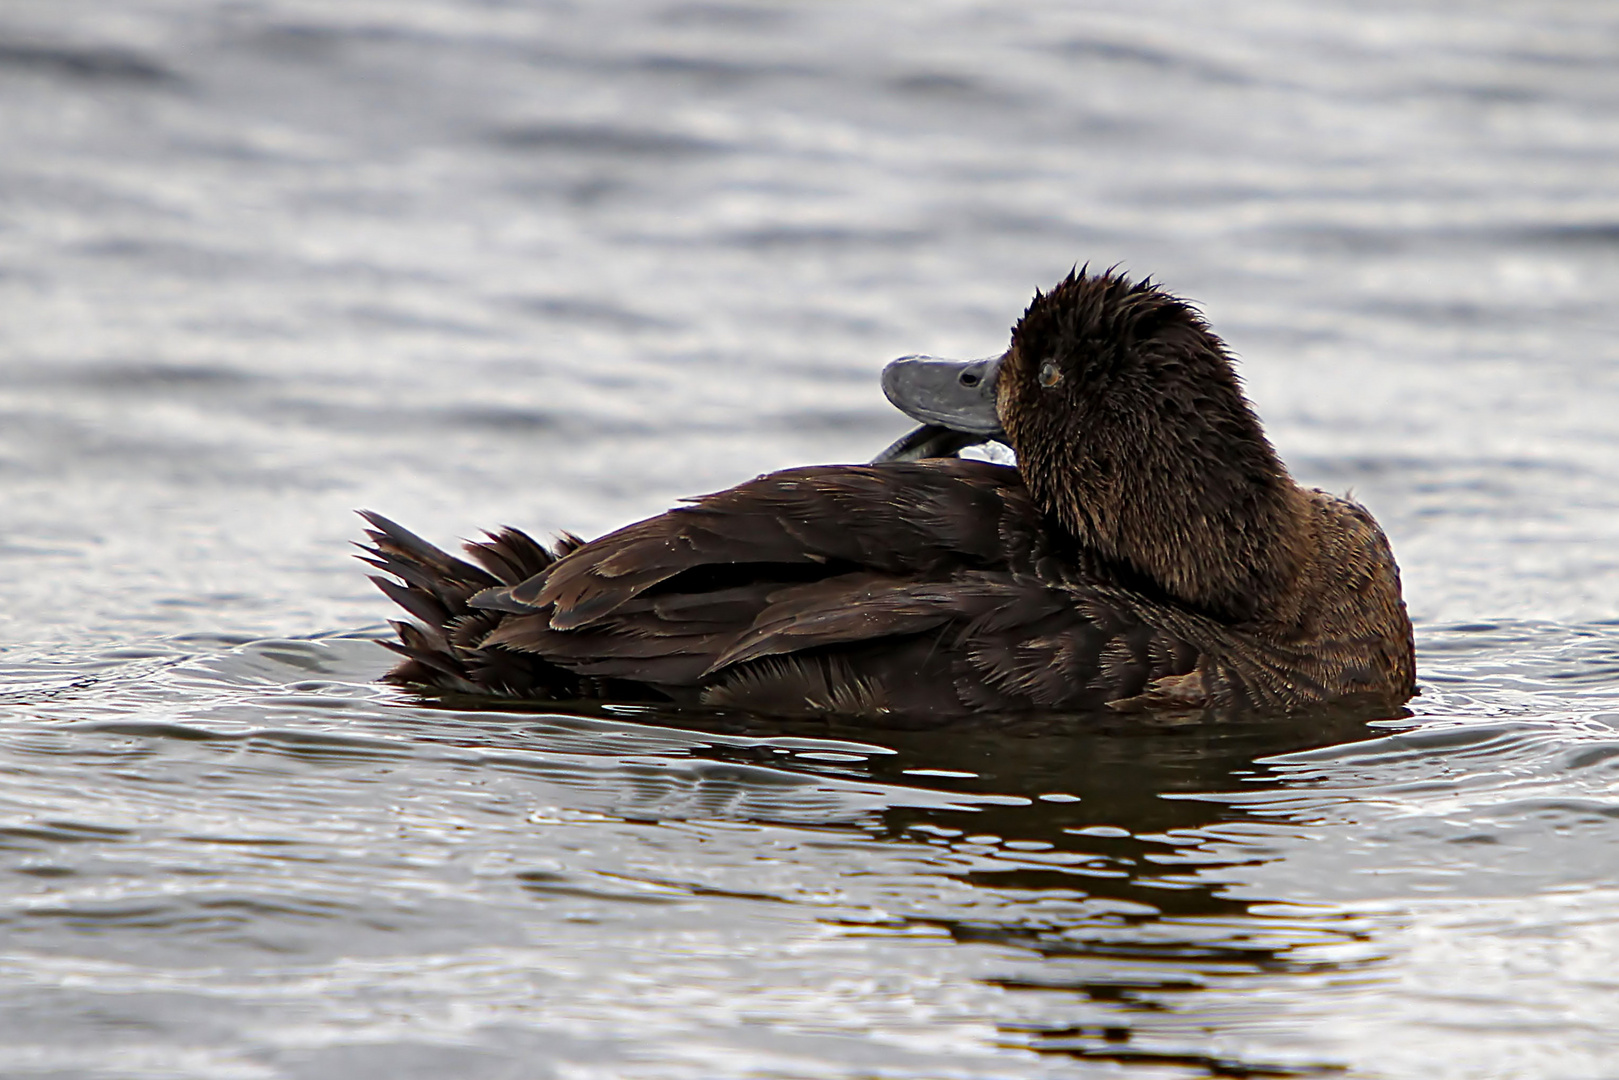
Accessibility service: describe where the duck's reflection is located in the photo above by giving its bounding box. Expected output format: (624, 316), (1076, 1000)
(821, 703), (1393, 1076)
(413, 694), (1400, 1076)
(720, 702), (1398, 1075)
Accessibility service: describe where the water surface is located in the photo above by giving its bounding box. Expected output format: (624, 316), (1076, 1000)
(2, 1), (1618, 1076)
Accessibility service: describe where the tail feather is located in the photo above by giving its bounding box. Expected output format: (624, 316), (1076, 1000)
(358, 511), (479, 577)
(359, 510), (498, 600)
(383, 620), (471, 681)
(355, 548), (462, 599)
(461, 525), (562, 586)
(369, 574), (455, 635)
(358, 511), (587, 699)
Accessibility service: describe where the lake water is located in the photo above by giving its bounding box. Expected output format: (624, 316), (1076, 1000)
(3, 1), (1619, 1077)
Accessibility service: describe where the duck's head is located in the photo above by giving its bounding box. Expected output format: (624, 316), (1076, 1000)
(882, 268), (1307, 623)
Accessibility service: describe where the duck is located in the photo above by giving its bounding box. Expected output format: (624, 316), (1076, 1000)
(359, 268), (1416, 718)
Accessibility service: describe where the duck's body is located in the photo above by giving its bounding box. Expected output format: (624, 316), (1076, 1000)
(363, 270), (1415, 718)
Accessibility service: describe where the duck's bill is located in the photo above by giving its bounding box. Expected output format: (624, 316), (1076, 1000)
(880, 354), (1005, 436)
(870, 424), (996, 463)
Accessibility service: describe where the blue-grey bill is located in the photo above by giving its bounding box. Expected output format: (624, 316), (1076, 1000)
(880, 354), (1005, 436)
(870, 424), (996, 463)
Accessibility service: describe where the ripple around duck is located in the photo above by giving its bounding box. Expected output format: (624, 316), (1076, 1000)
(1, 618), (1616, 1077)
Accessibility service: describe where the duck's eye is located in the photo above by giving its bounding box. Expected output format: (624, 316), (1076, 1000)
(1039, 360), (1063, 389)
(959, 370), (980, 388)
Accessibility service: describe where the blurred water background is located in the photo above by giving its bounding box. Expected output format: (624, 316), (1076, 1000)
(2, 1), (1619, 1077)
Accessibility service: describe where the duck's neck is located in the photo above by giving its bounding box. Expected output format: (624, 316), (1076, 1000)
(1018, 362), (1310, 625)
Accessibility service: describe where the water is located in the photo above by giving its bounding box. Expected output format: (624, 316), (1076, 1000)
(2, 1), (1618, 1076)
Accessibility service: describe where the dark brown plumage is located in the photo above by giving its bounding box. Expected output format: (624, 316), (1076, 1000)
(360, 269), (1415, 719)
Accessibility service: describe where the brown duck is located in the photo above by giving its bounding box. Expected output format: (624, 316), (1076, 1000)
(360, 269), (1415, 718)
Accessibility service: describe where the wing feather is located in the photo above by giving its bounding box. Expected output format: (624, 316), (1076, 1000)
(494, 460), (1024, 629)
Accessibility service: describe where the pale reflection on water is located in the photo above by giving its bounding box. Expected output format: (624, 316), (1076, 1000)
(2, 0), (1618, 1076)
